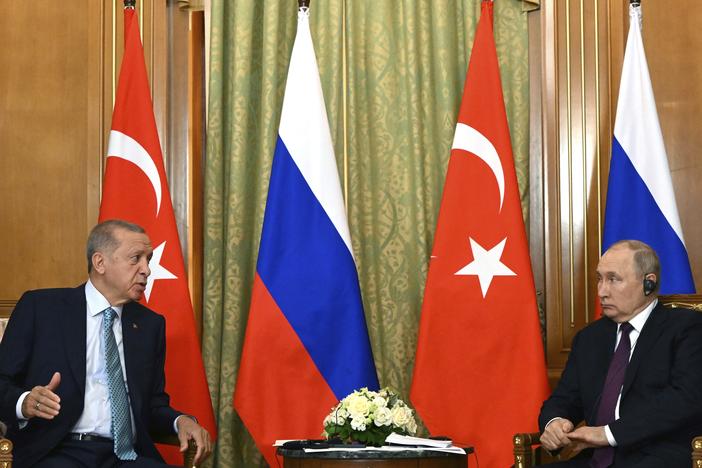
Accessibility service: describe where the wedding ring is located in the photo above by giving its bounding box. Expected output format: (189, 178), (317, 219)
(35, 402), (41, 410)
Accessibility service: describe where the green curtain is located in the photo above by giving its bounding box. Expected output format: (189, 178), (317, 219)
(203, 1), (530, 466)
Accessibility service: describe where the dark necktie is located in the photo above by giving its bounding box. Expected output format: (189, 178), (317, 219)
(590, 322), (634, 468)
(103, 307), (138, 460)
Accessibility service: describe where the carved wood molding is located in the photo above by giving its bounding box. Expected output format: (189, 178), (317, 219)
(0, 301), (17, 318)
(660, 294), (702, 311)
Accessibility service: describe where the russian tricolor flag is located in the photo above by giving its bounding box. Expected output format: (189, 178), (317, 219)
(603, 3), (695, 294)
(233, 6), (379, 465)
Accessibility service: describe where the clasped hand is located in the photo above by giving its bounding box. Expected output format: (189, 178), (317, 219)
(539, 418), (609, 455)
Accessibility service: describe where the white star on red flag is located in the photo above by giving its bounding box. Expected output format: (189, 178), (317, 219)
(144, 241), (177, 302)
(455, 237), (515, 298)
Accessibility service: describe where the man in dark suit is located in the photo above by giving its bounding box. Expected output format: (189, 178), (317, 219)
(537, 239), (702, 467)
(0, 220), (212, 467)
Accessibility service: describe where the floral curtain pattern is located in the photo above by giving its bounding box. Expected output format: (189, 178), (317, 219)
(203, 1), (530, 466)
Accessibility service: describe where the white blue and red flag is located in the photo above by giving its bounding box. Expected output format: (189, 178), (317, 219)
(603, 3), (695, 294)
(233, 5), (379, 465)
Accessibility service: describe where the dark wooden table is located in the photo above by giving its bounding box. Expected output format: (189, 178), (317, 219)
(277, 446), (472, 467)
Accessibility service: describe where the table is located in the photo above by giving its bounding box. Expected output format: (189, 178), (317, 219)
(277, 446), (472, 467)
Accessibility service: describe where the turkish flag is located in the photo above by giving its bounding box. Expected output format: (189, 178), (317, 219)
(410, 2), (549, 466)
(98, 7), (216, 463)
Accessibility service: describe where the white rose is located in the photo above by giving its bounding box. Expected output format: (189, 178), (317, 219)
(405, 417), (418, 434)
(371, 396), (387, 410)
(391, 405), (413, 428)
(330, 411), (346, 425)
(350, 416), (367, 431)
(373, 406), (392, 427)
(346, 394), (371, 418)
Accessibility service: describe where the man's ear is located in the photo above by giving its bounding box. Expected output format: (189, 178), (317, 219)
(92, 252), (106, 275)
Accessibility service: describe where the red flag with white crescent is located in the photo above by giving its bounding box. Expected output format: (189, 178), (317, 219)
(99, 7), (216, 463)
(410, 2), (549, 466)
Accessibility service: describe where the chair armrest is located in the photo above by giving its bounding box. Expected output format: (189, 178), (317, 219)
(0, 437), (12, 468)
(514, 432), (541, 468)
(152, 433), (198, 468)
(693, 436), (702, 468)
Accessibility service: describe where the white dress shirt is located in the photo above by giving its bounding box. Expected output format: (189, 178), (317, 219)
(72, 280), (136, 438)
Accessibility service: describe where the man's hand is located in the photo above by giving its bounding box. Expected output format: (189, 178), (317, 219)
(540, 418), (574, 451)
(176, 416), (212, 466)
(567, 425), (609, 448)
(21, 372), (61, 420)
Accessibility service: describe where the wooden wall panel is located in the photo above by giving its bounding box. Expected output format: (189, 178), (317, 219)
(641, 0), (702, 289)
(536, 0), (623, 380)
(535, 0), (702, 382)
(0, 2), (100, 302)
(0, 1), (171, 310)
(187, 12), (206, 336)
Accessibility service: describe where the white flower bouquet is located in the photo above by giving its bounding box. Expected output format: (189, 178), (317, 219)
(322, 387), (418, 446)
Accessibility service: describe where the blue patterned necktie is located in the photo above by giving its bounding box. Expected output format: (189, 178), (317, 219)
(590, 322), (634, 468)
(103, 307), (138, 460)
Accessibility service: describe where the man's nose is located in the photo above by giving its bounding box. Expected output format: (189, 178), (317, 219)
(140, 258), (151, 277)
(597, 280), (608, 297)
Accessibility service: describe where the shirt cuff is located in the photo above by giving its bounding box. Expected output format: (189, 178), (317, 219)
(16, 391), (30, 420)
(174, 414), (197, 434)
(16, 391), (30, 428)
(604, 425), (617, 446)
(544, 417), (563, 429)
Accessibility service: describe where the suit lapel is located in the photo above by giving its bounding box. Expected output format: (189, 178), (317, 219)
(60, 285), (87, 394)
(621, 302), (667, 397)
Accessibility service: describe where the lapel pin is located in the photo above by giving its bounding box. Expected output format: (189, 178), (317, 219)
(132, 323), (138, 329)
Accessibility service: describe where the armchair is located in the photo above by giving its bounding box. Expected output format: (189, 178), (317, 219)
(154, 434), (198, 468)
(513, 431), (575, 467)
(0, 421), (12, 468)
(0, 438), (11, 468)
(514, 433), (702, 468)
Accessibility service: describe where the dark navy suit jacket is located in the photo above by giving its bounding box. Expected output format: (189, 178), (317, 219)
(0, 286), (181, 467)
(539, 302), (702, 467)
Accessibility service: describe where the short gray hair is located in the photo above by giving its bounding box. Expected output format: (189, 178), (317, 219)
(608, 239), (661, 287)
(87, 219), (145, 273)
